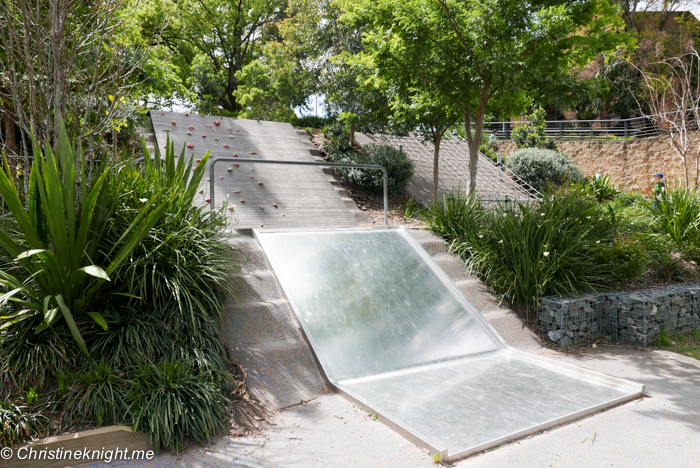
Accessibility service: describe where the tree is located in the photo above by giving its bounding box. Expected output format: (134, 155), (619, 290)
(343, 0), (630, 194)
(137, 0), (285, 113)
(233, 59), (296, 121)
(635, 49), (700, 187)
(276, 0), (392, 142)
(389, 90), (460, 202)
(0, 0), (148, 159)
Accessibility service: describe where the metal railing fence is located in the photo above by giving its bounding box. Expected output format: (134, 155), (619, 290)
(479, 109), (700, 141)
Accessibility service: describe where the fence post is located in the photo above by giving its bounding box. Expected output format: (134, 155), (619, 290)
(505, 194), (510, 213)
(624, 120), (628, 138)
(559, 122), (563, 139)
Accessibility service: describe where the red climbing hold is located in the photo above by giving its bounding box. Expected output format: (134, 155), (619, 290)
(233, 164), (239, 167)
(188, 126), (195, 130)
(205, 198), (211, 203)
(223, 145), (229, 148)
(214, 121), (221, 126)
(187, 144), (194, 149)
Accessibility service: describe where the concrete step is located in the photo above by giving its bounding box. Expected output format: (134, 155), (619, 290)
(225, 234), (329, 410)
(431, 253), (472, 282)
(233, 271), (282, 303)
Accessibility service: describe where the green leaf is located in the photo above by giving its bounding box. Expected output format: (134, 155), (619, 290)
(55, 295), (90, 358)
(16, 249), (49, 260)
(86, 312), (109, 330)
(78, 265), (111, 281)
(0, 287), (22, 306)
(35, 307), (61, 334)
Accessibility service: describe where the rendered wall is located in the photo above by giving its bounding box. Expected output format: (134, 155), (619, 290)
(498, 136), (700, 193)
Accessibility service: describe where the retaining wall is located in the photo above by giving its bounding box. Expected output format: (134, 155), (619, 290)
(538, 283), (700, 347)
(497, 136), (700, 193)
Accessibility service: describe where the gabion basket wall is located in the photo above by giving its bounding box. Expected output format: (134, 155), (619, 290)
(538, 283), (700, 348)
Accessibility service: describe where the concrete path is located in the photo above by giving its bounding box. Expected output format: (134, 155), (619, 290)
(81, 347), (698, 468)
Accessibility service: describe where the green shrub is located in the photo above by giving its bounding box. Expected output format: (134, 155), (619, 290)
(596, 234), (648, 282)
(646, 185), (700, 244)
(423, 190), (485, 251)
(426, 191), (618, 312)
(64, 360), (130, 427)
(131, 359), (230, 453)
(612, 191), (645, 209)
(574, 175), (620, 202)
(330, 144), (414, 195)
(102, 140), (236, 329)
(506, 148), (583, 191)
(642, 233), (686, 282)
(510, 108), (557, 150)
(322, 122), (352, 154)
(293, 115), (336, 129)
(0, 124), (172, 357)
(0, 400), (51, 446)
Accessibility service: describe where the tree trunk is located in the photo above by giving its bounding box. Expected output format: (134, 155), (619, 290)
(464, 111), (483, 195)
(350, 122), (356, 146)
(433, 131), (441, 203)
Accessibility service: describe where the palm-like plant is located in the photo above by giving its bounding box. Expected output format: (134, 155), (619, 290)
(0, 123), (170, 357)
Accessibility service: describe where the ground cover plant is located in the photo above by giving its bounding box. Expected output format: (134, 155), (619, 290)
(0, 128), (238, 450)
(654, 329), (700, 360)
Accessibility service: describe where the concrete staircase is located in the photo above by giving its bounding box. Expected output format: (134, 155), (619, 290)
(223, 227), (540, 411)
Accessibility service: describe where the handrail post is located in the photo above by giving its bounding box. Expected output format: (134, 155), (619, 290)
(624, 120), (628, 138)
(382, 167), (388, 226)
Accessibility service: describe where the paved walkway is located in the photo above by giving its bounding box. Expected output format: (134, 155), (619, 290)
(82, 347), (698, 468)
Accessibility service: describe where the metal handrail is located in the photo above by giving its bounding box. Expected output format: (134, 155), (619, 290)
(209, 158), (389, 226)
(133, 156), (390, 225)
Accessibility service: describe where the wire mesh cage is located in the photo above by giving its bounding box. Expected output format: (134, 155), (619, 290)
(538, 283), (700, 348)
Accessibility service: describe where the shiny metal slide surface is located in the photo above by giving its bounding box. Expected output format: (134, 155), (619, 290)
(255, 228), (645, 461)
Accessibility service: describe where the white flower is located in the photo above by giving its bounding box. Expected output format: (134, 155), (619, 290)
(478, 234), (483, 238)
(596, 240), (600, 244)
(139, 198), (148, 203)
(540, 213), (545, 216)
(543, 251), (550, 257)
(498, 239), (503, 243)
(586, 216), (592, 219)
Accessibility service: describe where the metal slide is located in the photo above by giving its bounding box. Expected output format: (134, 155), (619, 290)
(255, 227), (645, 462)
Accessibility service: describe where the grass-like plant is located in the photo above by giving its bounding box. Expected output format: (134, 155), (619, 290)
(423, 189), (485, 253)
(426, 191), (618, 313)
(0, 316), (84, 389)
(645, 185), (700, 244)
(130, 359), (230, 453)
(101, 141), (233, 331)
(64, 360), (131, 427)
(86, 304), (171, 369)
(0, 123), (170, 357)
(573, 175), (620, 202)
(0, 400), (51, 446)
